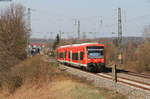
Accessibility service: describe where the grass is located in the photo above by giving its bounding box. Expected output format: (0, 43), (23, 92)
(70, 84), (103, 99)
(0, 55), (127, 99)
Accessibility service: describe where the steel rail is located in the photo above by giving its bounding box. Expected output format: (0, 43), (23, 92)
(60, 64), (150, 92)
(97, 73), (150, 91)
(106, 66), (150, 79)
(125, 72), (150, 79)
(103, 73), (150, 86)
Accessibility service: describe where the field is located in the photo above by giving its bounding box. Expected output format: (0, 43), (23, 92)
(0, 55), (126, 99)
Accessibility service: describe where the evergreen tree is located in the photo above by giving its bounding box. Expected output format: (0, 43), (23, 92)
(53, 34), (60, 50)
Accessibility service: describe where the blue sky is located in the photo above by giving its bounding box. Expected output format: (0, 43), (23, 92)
(0, 0), (150, 38)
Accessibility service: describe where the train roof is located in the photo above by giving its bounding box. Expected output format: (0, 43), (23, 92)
(58, 43), (104, 48)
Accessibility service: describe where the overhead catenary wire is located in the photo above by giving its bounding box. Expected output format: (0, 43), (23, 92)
(30, 8), (150, 39)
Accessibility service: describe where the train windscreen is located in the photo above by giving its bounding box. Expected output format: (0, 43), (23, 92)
(87, 46), (104, 59)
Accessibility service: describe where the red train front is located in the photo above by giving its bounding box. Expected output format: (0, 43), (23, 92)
(56, 43), (105, 72)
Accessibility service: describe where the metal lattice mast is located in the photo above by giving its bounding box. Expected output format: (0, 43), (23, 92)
(118, 8), (123, 64)
(77, 20), (80, 40)
(28, 8), (31, 33)
(27, 8), (31, 56)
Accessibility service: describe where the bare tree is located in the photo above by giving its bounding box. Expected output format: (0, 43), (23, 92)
(0, 4), (28, 71)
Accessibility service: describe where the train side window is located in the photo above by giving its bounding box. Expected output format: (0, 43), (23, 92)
(63, 52), (64, 58)
(80, 52), (84, 60)
(60, 53), (63, 58)
(68, 52), (70, 58)
(72, 53), (78, 60)
(64, 52), (66, 58)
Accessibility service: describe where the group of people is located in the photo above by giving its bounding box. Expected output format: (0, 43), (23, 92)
(28, 45), (41, 56)
(30, 47), (40, 55)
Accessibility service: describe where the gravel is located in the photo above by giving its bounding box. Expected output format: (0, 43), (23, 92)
(59, 65), (150, 99)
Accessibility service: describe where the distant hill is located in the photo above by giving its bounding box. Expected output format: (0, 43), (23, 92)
(30, 37), (146, 45)
(30, 38), (54, 43)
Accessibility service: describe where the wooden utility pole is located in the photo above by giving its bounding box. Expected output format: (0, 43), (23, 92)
(112, 64), (117, 82)
(112, 64), (117, 93)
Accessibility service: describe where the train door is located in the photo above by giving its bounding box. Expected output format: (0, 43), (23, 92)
(78, 48), (84, 65)
(78, 51), (81, 64)
(84, 47), (88, 65)
(70, 51), (72, 62)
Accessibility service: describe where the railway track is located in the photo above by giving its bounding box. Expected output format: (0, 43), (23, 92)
(102, 67), (150, 85)
(103, 67), (150, 79)
(101, 72), (150, 86)
(60, 64), (150, 92)
(47, 57), (150, 95)
(59, 64), (150, 98)
(125, 71), (150, 79)
(97, 73), (150, 91)
(90, 71), (150, 92)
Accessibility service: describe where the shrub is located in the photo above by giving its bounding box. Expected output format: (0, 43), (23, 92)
(0, 4), (28, 71)
(0, 55), (58, 93)
(134, 40), (150, 72)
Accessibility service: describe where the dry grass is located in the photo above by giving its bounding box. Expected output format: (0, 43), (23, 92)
(0, 55), (55, 94)
(0, 55), (126, 99)
(0, 80), (126, 99)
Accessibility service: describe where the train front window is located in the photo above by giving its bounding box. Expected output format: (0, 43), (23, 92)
(87, 46), (104, 59)
(88, 50), (104, 59)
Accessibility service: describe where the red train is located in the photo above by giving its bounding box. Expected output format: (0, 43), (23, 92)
(56, 43), (105, 72)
